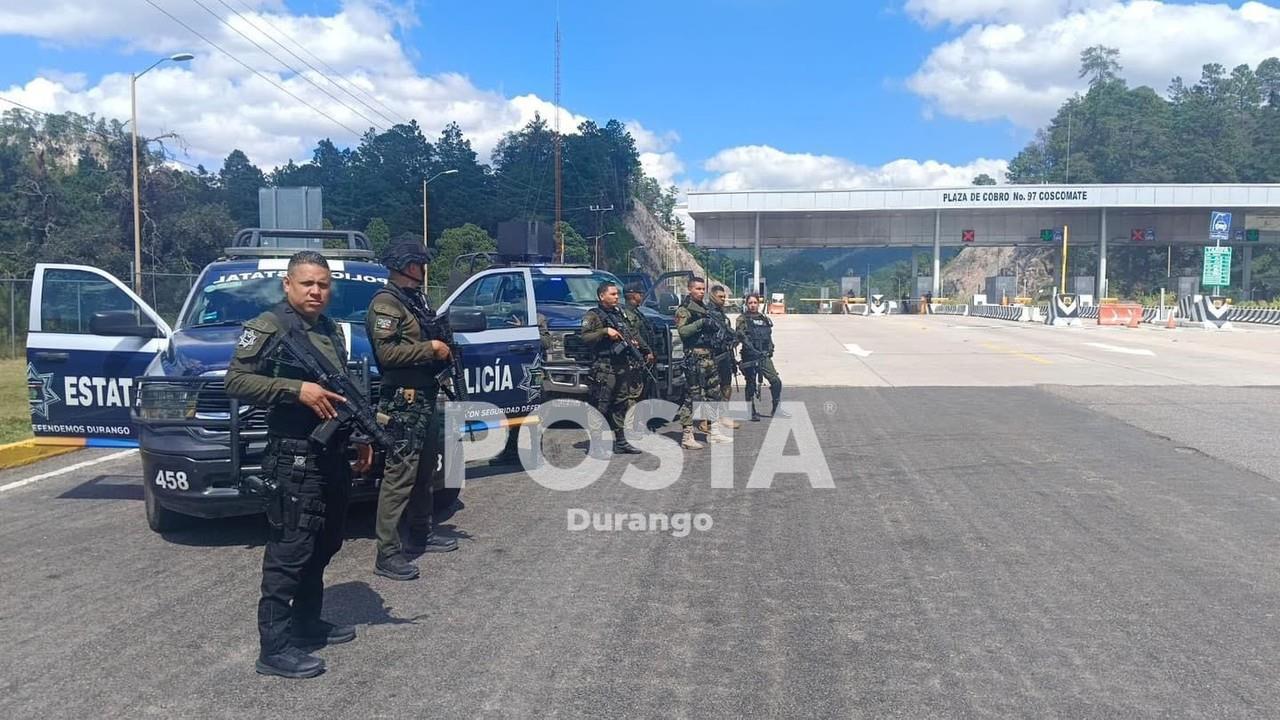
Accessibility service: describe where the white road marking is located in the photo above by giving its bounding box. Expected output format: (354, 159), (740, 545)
(844, 343), (872, 357)
(1084, 342), (1155, 357)
(0, 449), (138, 494)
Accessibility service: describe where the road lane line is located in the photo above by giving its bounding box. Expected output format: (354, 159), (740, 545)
(980, 342), (1053, 365)
(0, 449), (138, 494)
(844, 343), (872, 357)
(1084, 342), (1156, 357)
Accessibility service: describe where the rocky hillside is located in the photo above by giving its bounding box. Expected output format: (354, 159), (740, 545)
(940, 246), (1057, 300)
(624, 203), (720, 285)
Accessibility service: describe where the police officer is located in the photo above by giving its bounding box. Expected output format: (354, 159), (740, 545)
(226, 250), (369, 679)
(735, 292), (790, 421)
(622, 284), (657, 397)
(622, 284), (656, 352)
(675, 276), (732, 449)
(366, 240), (458, 582)
(708, 284), (741, 429)
(581, 281), (647, 456)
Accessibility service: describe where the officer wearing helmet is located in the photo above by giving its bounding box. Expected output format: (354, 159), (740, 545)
(365, 239), (458, 581)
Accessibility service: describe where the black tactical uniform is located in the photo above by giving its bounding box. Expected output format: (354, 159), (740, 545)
(735, 309), (788, 420)
(708, 296), (737, 404)
(226, 298), (356, 679)
(622, 285), (656, 398)
(366, 241), (458, 581)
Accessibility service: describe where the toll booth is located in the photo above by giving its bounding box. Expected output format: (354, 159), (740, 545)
(985, 276), (1016, 305)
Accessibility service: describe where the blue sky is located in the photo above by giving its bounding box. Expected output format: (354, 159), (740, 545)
(1, 1), (1277, 189)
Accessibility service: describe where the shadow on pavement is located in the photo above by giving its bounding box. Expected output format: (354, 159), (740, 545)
(57, 474), (143, 502)
(326, 581), (425, 626)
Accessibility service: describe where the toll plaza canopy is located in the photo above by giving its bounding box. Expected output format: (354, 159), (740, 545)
(687, 183), (1280, 297)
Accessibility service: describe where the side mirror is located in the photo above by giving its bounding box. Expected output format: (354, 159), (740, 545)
(89, 310), (161, 338)
(447, 307), (488, 334)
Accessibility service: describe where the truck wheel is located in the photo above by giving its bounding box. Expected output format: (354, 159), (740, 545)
(143, 479), (190, 533)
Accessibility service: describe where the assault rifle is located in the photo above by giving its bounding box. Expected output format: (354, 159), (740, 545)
(599, 309), (661, 388)
(273, 327), (405, 462)
(382, 283), (468, 401)
(703, 309), (739, 375)
(738, 334), (771, 404)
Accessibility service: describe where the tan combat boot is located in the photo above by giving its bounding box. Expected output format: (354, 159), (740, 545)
(707, 423), (734, 444)
(681, 427), (704, 449)
(720, 417), (742, 429)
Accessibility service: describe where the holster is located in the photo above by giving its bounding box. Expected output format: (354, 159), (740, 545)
(261, 437), (328, 533)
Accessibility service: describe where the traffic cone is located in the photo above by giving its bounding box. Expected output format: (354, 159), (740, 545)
(1166, 308), (1177, 329)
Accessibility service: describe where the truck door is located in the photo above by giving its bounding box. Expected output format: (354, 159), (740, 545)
(26, 264), (172, 446)
(440, 268), (543, 424)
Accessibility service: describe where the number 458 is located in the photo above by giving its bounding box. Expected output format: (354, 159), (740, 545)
(154, 470), (189, 491)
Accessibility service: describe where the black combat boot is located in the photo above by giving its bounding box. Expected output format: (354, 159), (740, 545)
(292, 618), (356, 647)
(613, 430), (642, 455)
(403, 531), (458, 554)
(374, 552), (420, 581)
(256, 646), (326, 679)
(771, 387), (791, 418)
(750, 402), (762, 422)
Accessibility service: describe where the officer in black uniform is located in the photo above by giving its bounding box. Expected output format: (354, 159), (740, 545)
(226, 250), (370, 679)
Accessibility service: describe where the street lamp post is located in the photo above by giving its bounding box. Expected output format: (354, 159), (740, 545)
(421, 169), (458, 290)
(589, 231), (616, 269)
(131, 52), (193, 294)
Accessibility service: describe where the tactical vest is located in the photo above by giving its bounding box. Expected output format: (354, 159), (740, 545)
(585, 305), (627, 364)
(742, 312), (773, 356)
(682, 299), (714, 350)
(265, 303), (348, 438)
(366, 285), (444, 391)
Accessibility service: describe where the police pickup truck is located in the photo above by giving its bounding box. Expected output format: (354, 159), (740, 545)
(26, 229), (547, 532)
(447, 253), (688, 403)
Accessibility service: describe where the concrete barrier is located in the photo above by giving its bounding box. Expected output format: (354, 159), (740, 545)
(1047, 293), (1083, 327)
(1227, 307), (1280, 325)
(1196, 295), (1233, 330)
(926, 303), (969, 316)
(970, 305), (1028, 322)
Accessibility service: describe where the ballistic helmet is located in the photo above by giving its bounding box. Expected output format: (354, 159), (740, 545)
(380, 239), (435, 273)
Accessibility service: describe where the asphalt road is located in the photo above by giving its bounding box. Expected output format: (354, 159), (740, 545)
(4, 378), (1280, 716)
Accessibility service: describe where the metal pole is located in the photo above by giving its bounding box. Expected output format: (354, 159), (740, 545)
(753, 213), (762, 294)
(430, 178), (435, 286)
(9, 280), (14, 359)
(1061, 224), (1069, 292)
(131, 73), (143, 294)
(1243, 245), (1253, 299)
(1098, 208), (1108, 299)
(932, 210), (941, 297)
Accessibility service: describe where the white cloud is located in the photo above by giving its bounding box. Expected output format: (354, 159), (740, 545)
(907, 0), (1280, 127)
(0, 1), (609, 169)
(904, 0), (1112, 27)
(698, 145), (1007, 191)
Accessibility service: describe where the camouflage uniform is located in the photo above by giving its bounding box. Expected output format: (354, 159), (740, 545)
(581, 303), (649, 434)
(365, 284), (448, 567)
(675, 297), (721, 429)
(225, 301), (353, 660)
(735, 310), (783, 417)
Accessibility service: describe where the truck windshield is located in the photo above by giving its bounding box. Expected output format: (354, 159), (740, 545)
(180, 269), (387, 328)
(532, 271), (622, 305)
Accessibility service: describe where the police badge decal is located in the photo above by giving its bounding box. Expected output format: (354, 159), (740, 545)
(237, 328), (259, 349)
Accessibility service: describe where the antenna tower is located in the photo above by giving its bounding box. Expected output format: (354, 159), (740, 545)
(554, 15), (563, 262)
